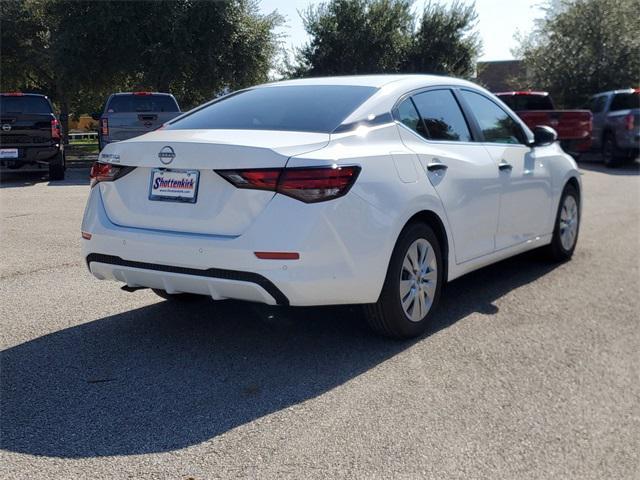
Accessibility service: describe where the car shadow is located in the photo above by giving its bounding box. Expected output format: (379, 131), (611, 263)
(0, 168), (90, 188)
(1, 250), (559, 458)
(577, 154), (639, 176)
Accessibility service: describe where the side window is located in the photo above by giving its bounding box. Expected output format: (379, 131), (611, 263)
(411, 89), (472, 142)
(396, 98), (422, 133)
(461, 90), (526, 145)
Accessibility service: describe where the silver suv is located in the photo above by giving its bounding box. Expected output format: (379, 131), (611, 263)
(95, 92), (181, 151)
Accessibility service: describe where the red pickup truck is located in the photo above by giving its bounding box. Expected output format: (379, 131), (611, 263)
(495, 91), (592, 157)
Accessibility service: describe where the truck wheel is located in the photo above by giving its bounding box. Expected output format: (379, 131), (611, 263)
(602, 132), (621, 167)
(49, 153), (65, 180)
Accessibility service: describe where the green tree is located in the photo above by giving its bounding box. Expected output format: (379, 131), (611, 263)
(404, 1), (481, 77)
(515, 0), (640, 107)
(285, 0), (481, 78)
(289, 0), (414, 77)
(0, 0), (282, 135)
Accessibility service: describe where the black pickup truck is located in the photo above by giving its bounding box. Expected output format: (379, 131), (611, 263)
(0, 93), (65, 180)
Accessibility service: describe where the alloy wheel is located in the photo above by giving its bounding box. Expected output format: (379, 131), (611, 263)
(559, 195), (579, 251)
(399, 238), (437, 322)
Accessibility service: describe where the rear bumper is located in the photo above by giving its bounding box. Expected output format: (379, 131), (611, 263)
(81, 185), (394, 306)
(0, 145), (60, 168)
(87, 254), (288, 305)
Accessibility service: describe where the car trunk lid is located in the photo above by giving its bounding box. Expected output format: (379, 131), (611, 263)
(98, 129), (329, 236)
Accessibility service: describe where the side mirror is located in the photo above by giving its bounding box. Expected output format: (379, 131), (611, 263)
(532, 125), (558, 147)
(91, 112), (101, 121)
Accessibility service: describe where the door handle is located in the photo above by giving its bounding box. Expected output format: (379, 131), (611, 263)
(498, 161), (513, 171)
(427, 161), (448, 172)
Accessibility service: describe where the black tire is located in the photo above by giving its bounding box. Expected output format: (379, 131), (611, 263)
(544, 183), (580, 262)
(152, 289), (203, 301)
(48, 152), (65, 180)
(602, 132), (621, 167)
(364, 222), (443, 339)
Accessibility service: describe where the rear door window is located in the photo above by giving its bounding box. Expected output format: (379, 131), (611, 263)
(0, 96), (52, 114)
(410, 89), (472, 142)
(396, 98), (430, 138)
(609, 92), (639, 111)
(106, 95), (180, 113)
(461, 90), (527, 145)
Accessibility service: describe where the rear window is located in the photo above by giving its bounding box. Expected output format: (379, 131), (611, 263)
(0, 96), (52, 114)
(165, 85), (378, 133)
(610, 92), (639, 112)
(498, 94), (554, 111)
(106, 94), (179, 113)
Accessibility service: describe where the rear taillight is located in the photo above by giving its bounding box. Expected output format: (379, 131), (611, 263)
(100, 118), (109, 136)
(625, 113), (635, 131)
(217, 165), (361, 203)
(51, 118), (60, 140)
(2, 92), (24, 96)
(133, 91), (152, 96)
(89, 161), (134, 187)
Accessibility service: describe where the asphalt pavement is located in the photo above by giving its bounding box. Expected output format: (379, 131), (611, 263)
(1, 160), (638, 479)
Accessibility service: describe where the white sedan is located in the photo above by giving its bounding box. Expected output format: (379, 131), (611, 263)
(81, 75), (581, 338)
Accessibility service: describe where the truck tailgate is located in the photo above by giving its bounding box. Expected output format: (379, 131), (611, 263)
(518, 110), (592, 140)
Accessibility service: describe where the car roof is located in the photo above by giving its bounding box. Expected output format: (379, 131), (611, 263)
(111, 92), (174, 96)
(263, 74), (477, 90)
(592, 88), (639, 96)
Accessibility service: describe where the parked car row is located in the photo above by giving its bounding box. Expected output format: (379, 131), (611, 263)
(495, 87), (639, 167)
(0, 91), (181, 180)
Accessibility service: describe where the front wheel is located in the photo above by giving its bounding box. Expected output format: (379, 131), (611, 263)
(545, 184), (580, 262)
(364, 223), (443, 339)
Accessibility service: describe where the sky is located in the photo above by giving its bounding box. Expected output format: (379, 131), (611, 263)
(259, 0), (545, 62)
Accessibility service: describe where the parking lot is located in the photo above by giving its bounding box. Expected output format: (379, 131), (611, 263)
(1, 161), (638, 479)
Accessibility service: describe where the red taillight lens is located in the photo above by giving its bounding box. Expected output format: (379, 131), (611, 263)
(278, 166), (360, 203)
(89, 161), (133, 187)
(50, 118), (60, 140)
(217, 165), (361, 203)
(101, 118), (109, 136)
(133, 91), (152, 96)
(2, 92), (24, 96)
(625, 113), (635, 131)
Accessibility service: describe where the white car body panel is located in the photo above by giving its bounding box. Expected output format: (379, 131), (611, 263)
(81, 75), (581, 306)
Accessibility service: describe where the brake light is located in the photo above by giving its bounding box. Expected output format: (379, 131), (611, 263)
(217, 165), (361, 203)
(625, 113), (635, 131)
(2, 92), (24, 96)
(50, 118), (60, 140)
(133, 91), (152, 96)
(101, 118), (109, 136)
(89, 161), (133, 187)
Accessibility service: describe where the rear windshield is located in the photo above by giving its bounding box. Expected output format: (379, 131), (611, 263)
(165, 85), (378, 133)
(106, 94), (180, 113)
(610, 92), (639, 112)
(0, 96), (52, 114)
(497, 94), (554, 111)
